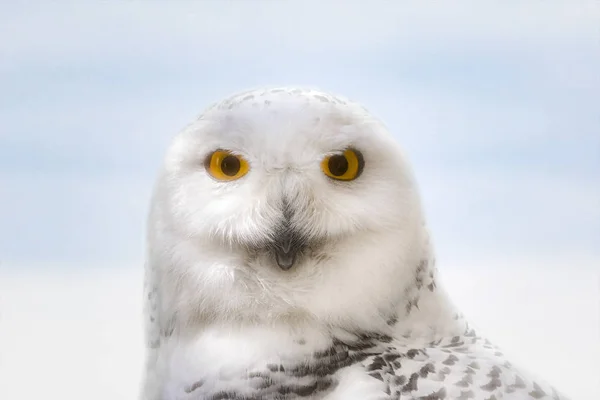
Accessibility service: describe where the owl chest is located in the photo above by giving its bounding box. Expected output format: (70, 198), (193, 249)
(160, 351), (353, 399)
(159, 329), (355, 399)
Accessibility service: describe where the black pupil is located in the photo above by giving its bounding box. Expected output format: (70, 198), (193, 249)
(328, 154), (349, 176)
(221, 155), (241, 176)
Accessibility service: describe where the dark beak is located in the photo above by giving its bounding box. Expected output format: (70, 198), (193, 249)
(272, 230), (305, 270)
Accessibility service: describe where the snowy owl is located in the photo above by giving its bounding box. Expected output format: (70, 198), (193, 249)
(140, 87), (568, 400)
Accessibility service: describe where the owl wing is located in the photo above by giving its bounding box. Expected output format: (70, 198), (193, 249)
(358, 336), (569, 400)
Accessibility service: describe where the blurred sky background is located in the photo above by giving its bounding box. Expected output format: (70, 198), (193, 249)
(0, 1), (599, 399)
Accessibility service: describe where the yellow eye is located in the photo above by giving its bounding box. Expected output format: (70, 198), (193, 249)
(321, 148), (364, 181)
(205, 150), (249, 181)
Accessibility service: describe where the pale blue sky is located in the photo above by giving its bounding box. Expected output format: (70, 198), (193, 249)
(1, 1), (599, 267)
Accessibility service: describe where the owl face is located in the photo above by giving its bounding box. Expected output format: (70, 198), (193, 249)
(151, 88), (427, 325)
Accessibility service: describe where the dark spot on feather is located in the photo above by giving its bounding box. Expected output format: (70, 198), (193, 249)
(277, 380), (331, 397)
(393, 375), (407, 385)
(480, 376), (502, 391)
(266, 364), (280, 372)
(247, 371), (268, 379)
(454, 373), (473, 387)
(313, 94), (330, 103)
(184, 380), (204, 393)
(419, 363), (435, 378)
(551, 387), (562, 400)
(369, 371), (384, 381)
(406, 349), (420, 358)
(529, 382), (547, 399)
(367, 356), (386, 371)
(250, 376), (274, 390)
(442, 354), (459, 365)
(457, 390), (475, 399)
(418, 387), (447, 400)
(436, 366), (452, 381)
(487, 366), (501, 378)
(402, 373), (419, 392)
(208, 391), (254, 400)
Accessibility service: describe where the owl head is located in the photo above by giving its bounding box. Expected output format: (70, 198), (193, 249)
(148, 87), (431, 330)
